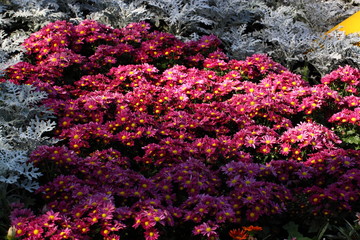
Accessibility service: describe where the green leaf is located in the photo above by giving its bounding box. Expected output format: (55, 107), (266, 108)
(316, 222), (329, 240)
(283, 221), (313, 240)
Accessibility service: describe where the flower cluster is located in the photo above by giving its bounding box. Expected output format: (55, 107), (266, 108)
(329, 107), (360, 126)
(321, 65), (360, 96)
(10, 196), (125, 240)
(300, 149), (360, 216)
(2, 20), (360, 239)
(221, 160), (292, 222)
(279, 121), (342, 160)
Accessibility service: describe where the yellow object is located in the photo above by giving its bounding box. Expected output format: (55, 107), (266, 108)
(325, 11), (360, 47)
(327, 11), (360, 35)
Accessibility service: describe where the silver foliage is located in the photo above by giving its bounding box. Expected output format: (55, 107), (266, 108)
(0, 149), (41, 192)
(87, 0), (149, 28)
(5, 0), (67, 30)
(207, 0), (269, 59)
(146, 0), (215, 38)
(258, 5), (319, 61)
(305, 31), (360, 75)
(0, 82), (57, 192)
(0, 82), (56, 146)
(221, 25), (266, 60)
(0, 30), (27, 76)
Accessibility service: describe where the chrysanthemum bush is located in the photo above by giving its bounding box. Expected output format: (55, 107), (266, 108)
(1, 20), (360, 239)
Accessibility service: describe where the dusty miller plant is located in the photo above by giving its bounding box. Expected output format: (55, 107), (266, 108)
(0, 80), (56, 194)
(0, 4), (26, 75)
(85, 0), (149, 29)
(0, 81), (57, 233)
(0, 82), (56, 151)
(144, 0), (215, 39)
(206, 0), (269, 59)
(0, 30), (26, 77)
(257, 5), (320, 65)
(305, 31), (360, 76)
(256, 0), (360, 77)
(3, 0), (67, 30)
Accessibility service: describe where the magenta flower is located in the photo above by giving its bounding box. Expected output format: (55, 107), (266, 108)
(193, 221), (219, 238)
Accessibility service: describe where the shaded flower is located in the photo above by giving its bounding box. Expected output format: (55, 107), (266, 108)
(229, 228), (249, 240)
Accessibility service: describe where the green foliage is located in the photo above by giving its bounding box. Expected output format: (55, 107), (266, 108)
(283, 221), (313, 240)
(319, 218), (360, 240)
(332, 219), (360, 240)
(282, 217), (360, 240)
(334, 125), (360, 150)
